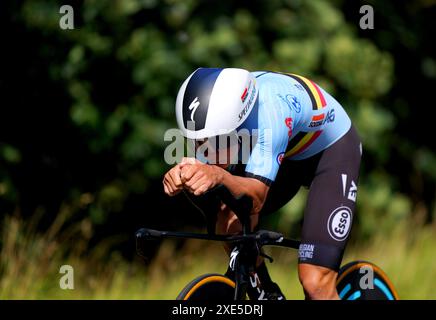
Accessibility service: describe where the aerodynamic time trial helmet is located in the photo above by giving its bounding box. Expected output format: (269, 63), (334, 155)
(175, 68), (259, 140)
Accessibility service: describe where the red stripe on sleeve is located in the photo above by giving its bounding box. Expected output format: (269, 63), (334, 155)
(310, 80), (327, 107)
(292, 130), (323, 156)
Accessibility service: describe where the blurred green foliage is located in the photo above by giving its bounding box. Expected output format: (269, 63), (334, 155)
(1, 214), (435, 299)
(1, 0), (435, 245)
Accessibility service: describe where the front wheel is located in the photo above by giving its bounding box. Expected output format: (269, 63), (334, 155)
(336, 261), (399, 300)
(176, 273), (236, 300)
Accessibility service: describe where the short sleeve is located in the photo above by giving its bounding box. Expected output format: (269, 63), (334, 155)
(244, 79), (295, 185)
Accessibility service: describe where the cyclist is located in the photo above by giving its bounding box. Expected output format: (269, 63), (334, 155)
(163, 68), (362, 300)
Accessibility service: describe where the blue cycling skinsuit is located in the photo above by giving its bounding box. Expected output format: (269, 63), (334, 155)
(229, 71), (362, 271)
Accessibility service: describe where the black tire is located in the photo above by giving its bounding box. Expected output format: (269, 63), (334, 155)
(336, 260), (399, 300)
(176, 273), (236, 301)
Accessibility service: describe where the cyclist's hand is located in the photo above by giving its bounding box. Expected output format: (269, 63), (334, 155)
(163, 164), (184, 196)
(180, 158), (224, 196)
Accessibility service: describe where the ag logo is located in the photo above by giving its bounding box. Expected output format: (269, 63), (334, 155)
(327, 206), (352, 241)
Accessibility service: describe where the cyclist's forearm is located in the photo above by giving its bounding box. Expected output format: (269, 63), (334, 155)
(220, 170), (269, 214)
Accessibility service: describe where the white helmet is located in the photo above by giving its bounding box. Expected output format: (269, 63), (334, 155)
(175, 68), (259, 140)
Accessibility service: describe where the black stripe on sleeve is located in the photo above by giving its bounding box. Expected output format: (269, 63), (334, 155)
(285, 131), (308, 153)
(277, 73), (317, 110)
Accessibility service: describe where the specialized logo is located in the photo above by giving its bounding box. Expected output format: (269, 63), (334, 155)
(188, 97), (200, 122)
(238, 84), (256, 122)
(238, 104), (250, 121)
(229, 247), (239, 271)
(309, 108), (335, 128)
(327, 206), (352, 241)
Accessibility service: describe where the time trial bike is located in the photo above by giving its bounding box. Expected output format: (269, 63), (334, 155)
(136, 185), (399, 300)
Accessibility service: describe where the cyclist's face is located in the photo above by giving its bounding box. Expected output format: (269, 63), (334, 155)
(194, 134), (239, 167)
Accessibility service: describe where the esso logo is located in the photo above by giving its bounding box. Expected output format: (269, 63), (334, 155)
(327, 206), (352, 241)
